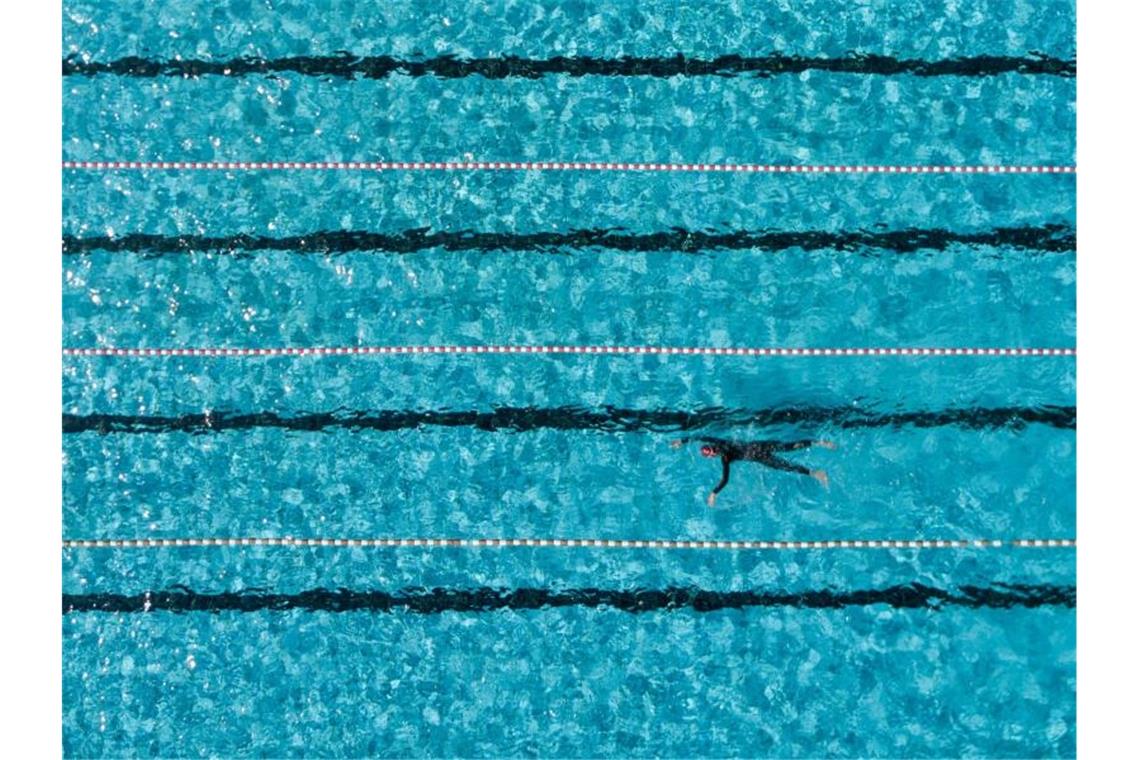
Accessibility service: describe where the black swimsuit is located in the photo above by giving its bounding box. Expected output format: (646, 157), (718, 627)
(684, 437), (817, 494)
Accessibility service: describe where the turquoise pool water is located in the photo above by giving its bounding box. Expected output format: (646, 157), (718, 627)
(62, 1), (1076, 757)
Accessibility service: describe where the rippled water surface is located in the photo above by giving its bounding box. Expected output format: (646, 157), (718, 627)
(63, 1), (1076, 756)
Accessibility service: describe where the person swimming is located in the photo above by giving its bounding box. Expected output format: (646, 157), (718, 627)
(671, 436), (836, 506)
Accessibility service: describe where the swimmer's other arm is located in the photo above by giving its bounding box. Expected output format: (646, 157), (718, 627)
(708, 457), (731, 507)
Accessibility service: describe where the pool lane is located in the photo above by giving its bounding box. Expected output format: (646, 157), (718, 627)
(61, 421), (1074, 542)
(63, 72), (1075, 165)
(62, 241), (1074, 349)
(63, 0), (1075, 62)
(62, 602), (1075, 757)
(62, 351), (1075, 544)
(63, 172), (1075, 237)
(63, 354), (1075, 421)
(63, 171), (1076, 350)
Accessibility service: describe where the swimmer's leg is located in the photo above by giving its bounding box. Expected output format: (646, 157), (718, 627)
(772, 439), (836, 451)
(760, 453), (829, 489)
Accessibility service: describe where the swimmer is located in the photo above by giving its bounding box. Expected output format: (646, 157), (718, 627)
(671, 436), (836, 506)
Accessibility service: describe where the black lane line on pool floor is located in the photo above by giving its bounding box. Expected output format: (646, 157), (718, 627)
(62, 405), (1076, 436)
(61, 53), (1076, 80)
(62, 584), (1076, 614)
(60, 226), (1076, 257)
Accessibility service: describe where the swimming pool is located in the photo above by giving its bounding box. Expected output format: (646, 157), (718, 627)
(62, 1), (1076, 756)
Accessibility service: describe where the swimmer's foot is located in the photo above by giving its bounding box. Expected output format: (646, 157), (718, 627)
(816, 440), (838, 450)
(811, 469), (830, 489)
(670, 439), (685, 449)
(707, 492), (718, 507)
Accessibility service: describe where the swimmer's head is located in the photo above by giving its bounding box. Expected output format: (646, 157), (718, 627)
(700, 445), (718, 458)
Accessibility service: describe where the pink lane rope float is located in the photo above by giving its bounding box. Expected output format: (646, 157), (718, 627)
(61, 537), (1077, 550)
(61, 160), (1077, 174)
(62, 345), (1076, 358)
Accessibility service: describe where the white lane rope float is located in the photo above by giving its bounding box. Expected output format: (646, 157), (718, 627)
(62, 537), (1076, 550)
(63, 345), (1076, 358)
(61, 160), (1076, 175)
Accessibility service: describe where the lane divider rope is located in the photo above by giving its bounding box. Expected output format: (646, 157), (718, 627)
(63, 346), (1076, 358)
(62, 537), (1076, 550)
(61, 160), (1076, 175)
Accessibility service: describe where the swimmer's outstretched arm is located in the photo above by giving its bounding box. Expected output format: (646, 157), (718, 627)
(708, 457), (731, 507)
